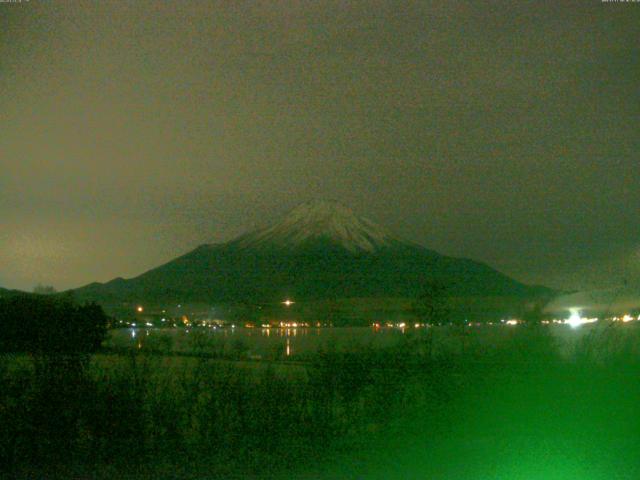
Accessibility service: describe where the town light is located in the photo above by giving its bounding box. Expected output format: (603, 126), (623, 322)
(567, 314), (582, 328)
(282, 299), (294, 306)
(564, 309), (599, 328)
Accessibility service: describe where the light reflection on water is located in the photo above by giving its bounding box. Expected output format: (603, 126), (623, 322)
(107, 324), (615, 358)
(109, 326), (404, 357)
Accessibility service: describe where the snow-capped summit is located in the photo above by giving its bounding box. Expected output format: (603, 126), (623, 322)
(236, 200), (397, 252)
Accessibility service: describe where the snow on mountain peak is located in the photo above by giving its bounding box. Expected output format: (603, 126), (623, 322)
(236, 200), (397, 252)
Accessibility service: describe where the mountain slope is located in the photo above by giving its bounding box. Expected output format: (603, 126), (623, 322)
(73, 201), (552, 307)
(0, 287), (27, 299)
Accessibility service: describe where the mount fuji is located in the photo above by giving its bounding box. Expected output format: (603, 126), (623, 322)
(73, 200), (552, 314)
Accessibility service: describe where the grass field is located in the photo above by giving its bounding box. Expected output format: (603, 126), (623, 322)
(2, 322), (640, 479)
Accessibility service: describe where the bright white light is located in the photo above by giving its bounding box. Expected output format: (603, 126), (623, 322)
(136, 306), (143, 313)
(567, 310), (584, 328)
(282, 299), (294, 307)
(622, 314), (634, 323)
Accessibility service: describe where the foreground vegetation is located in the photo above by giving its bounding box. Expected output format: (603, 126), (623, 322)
(2, 320), (640, 478)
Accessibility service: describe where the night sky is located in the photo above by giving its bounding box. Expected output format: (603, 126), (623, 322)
(1, 1), (638, 292)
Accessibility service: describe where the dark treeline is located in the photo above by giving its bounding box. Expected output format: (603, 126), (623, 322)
(0, 294), (108, 354)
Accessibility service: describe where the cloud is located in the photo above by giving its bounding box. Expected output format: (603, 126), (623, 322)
(1, 1), (638, 291)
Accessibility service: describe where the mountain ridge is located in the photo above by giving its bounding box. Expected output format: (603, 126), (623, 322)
(72, 201), (554, 315)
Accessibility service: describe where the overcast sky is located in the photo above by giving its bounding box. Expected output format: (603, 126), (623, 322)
(1, 0), (639, 292)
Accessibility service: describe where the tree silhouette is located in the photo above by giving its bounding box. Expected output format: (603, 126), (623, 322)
(32, 284), (57, 295)
(0, 294), (108, 354)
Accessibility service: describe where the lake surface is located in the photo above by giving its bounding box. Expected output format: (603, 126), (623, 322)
(105, 323), (634, 359)
(107, 326), (406, 358)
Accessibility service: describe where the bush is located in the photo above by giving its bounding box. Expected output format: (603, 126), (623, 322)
(0, 294), (108, 354)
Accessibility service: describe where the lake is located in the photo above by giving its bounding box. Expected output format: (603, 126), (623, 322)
(104, 322), (635, 360)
